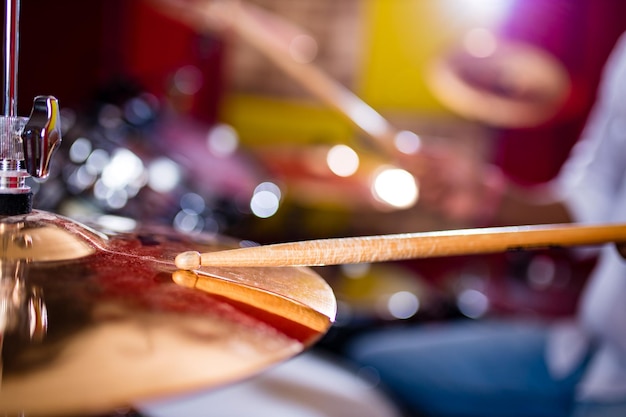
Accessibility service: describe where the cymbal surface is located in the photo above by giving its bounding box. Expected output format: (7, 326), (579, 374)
(428, 39), (570, 127)
(0, 211), (336, 416)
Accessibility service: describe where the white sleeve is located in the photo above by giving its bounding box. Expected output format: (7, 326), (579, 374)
(555, 33), (626, 224)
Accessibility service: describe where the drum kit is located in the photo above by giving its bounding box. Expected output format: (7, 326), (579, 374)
(1, 1), (626, 416)
(0, 1), (335, 415)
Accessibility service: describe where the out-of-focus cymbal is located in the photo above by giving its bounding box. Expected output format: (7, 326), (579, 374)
(427, 37), (571, 128)
(0, 211), (336, 416)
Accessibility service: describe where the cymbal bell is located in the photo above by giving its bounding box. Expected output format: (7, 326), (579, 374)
(0, 211), (336, 416)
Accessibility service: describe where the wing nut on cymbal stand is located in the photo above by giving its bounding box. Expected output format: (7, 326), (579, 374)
(1, 0), (61, 216)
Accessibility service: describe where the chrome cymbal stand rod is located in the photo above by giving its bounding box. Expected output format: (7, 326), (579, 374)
(0, 0), (61, 215)
(0, 0), (30, 210)
(3, 0), (19, 117)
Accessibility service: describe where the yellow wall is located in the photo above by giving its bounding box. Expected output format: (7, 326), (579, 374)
(359, 0), (459, 112)
(222, 0), (475, 145)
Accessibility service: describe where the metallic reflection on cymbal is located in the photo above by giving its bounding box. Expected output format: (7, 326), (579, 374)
(0, 211), (336, 416)
(0, 211), (97, 261)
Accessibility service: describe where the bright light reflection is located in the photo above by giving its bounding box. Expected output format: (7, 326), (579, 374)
(250, 191), (280, 218)
(387, 291), (420, 319)
(174, 210), (204, 233)
(148, 157), (181, 193)
(69, 165), (96, 190)
(96, 215), (137, 232)
(249, 182), (282, 218)
(207, 124), (239, 157)
(180, 192), (206, 214)
(348, 102), (389, 138)
(28, 298), (47, 339)
(372, 167), (419, 209)
(101, 149), (145, 190)
(463, 27), (497, 58)
(69, 138), (92, 163)
(326, 144), (359, 177)
(254, 181), (282, 200)
(85, 149), (110, 175)
(457, 289), (489, 319)
(106, 189), (128, 209)
(445, 0), (513, 26)
(93, 179), (109, 200)
(394, 131), (422, 155)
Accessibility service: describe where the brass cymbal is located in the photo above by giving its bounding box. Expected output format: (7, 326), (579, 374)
(427, 37), (571, 128)
(0, 211), (336, 416)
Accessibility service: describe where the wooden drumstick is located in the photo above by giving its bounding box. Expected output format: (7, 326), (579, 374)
(148, 0), (405, 160)
(175, 222), (626, 269)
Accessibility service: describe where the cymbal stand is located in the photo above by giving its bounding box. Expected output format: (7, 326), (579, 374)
(1, 0), (61, 215)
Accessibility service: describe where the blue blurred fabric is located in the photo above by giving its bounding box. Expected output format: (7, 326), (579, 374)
(346, 320), (588, 417)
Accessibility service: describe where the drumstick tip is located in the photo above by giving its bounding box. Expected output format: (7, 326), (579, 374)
(175, 251), (201, 270)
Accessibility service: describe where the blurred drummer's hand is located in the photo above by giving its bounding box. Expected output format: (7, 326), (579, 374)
(412, 145), (506, 225)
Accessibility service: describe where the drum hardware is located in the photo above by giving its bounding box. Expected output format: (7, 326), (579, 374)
(1, 0), (60, 215)
(0, 2), (336, 415)
(29, 76), (267, 241)
(150, 2), (626, 328)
